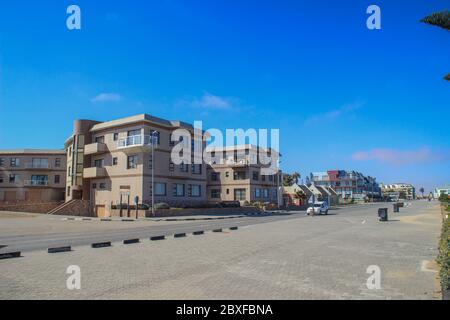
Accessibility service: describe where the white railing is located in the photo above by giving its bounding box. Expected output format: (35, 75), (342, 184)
(25, 163), (50, 169)
(24, 180), (49, 186)
(117, 135), (158, 149)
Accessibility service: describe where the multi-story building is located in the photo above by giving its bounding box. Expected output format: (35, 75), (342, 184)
(310, 170), (381, 201)
(64, 114), (207, 216)
(0, 149), (66, 202)
(434, 186), (450, 199)
(380, 183), (416, 200)
(205, 145), (282, 204)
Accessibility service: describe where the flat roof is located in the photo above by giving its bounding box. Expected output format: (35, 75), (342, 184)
(0, 149), (66, 155)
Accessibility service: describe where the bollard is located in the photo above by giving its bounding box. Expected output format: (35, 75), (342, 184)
(378, 208), (388, 222)
(48, 246), (72, 254)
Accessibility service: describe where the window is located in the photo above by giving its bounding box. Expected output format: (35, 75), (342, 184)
(191, 164), (202, 174)
(211, 172), (219, 181)
(9, 174), (18, 183)
(31, 175), (48, 186)
(0, 175), (4, 183)
(226, 172), (230, 178)
(113, 157), (118, 166)
(169, 161), (175, 172)
(31, 158), (49, 169)
(226, 189), (230, 195)
(269, 175), (274, 182)
(68, 166), (71, 177)
(99, 183), (106, 189)
(262, 175), (266, 182)
(95, 136), (105, 143)
(180, 162), (189, 173)
(55, 158), (61, 167)
(234, 189), (246, 201)
(169, 134), (175, 147)
(211, 189), (220, 199)
(94, 159), (104, 168)
(127, 155), (138, 169)
(67, 186), (71, 195)
(0, 158), (4, 167)
(54, 175), (60, 184)
(234, 171), (246, 180)
(152, 183), (167, 196)
(255, 188), (261, 198)
(113, 133), (119, 141)
(173, 184), (185, 197)
(128, 129), (141, 137)
(10, 158), (20, 167)
(253, 171), (259, 181)
(92, 183), (97, 189)
(263, 189), (269, 198)
(189, 184), (201, 197)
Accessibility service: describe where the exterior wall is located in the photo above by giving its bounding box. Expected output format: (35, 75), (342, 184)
(0, 151), (67, 203)
(64, 115), (209, 213)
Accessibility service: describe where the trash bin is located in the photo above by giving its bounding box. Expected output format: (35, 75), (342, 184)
(393, 203), (399, 213)
(378, 208), (388, 221)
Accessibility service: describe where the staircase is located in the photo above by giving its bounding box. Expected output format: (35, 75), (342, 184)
(47, 200), (76, 215)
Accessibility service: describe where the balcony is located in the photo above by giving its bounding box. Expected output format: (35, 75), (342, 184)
(117, 135), (156, 153)
(25, 163), (51, 170)
(83, 167), (107, 179)
(208, 156), (252, 167)
(85, 142), (108, 155)
(24, 180), (49, 187)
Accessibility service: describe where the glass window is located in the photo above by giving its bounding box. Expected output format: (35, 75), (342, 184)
(255, 188), (261, 198)
(180, 162), (189, 173)
(128, 129), (141, 137)
(127, 155), (138, 169)
(95, 136), (105, 143)
(233, 171), (246, 180)
(99, 183), (106, 189)
(113, 158), (118, 166)
(10, 158), (20, 167)
(55, 158), (61, 167)
(234, 189), (246, 201)
(32, 158), (49, 169)
(94, 159), (104, 168)
(189, 184), (201, 197)
(9, 174), (18, 183)
(173, 184), (185, 197)
(253, 171), (259, 181)
(92, 183), (97, 189)
(211, 189), (220, 198)
(31, 175), (48, 186)
(152, 183), (166, 196)
(211, 172), (219, 181)
(169, 161), (175, 172)
(0, 158), (4, 167)
(113, 133), (119, 141)
(192, 164), (202, 174)
(54, 175), (60, 184)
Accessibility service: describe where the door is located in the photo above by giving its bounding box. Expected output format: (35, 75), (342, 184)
(4, 191), (16, 202)
(25, 190), (42, 201)
(95, 205), (107, 218)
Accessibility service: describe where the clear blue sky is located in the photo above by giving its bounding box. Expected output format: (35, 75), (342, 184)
(0, 0), (449, 192)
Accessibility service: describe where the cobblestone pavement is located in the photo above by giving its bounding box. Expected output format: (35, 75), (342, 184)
(0, 201), (442, 300)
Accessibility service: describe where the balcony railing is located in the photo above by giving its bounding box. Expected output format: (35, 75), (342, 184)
(24, 180), (49, 187)
(25, 163), (50, 169)
(84, 142), (108, 155)
(117, 135), (157, 149)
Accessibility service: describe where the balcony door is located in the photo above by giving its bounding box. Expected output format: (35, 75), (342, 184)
(31, 175), (48, 186)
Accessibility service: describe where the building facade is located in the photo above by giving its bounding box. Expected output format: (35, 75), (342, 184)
(380, 183), (416, 200)
(0, 150), (66, 202)
(206, 145), (282, 205)
(64, 114), (208, 216)
(310, 170), (381, 201)
(434, 186), (450, 199)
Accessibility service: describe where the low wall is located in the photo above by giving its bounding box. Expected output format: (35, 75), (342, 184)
(108, 206), (262, 218)
(0, 201), (63, 214)
(51, 200), (93, 217)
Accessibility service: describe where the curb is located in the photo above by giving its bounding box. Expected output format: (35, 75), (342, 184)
(193, 231), (204, 235)
(150, 236), (166, 241)
(91, 242), (111, 248)
(174, 233), (187, 238)
(123, 239), (140, 245)
(0, 251), (21, 260)
(48, 246), (72, 254)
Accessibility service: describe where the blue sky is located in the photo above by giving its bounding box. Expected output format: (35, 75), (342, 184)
(0, 0), (449, 192)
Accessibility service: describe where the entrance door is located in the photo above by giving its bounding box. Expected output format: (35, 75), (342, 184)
(95, 205), (107, 218)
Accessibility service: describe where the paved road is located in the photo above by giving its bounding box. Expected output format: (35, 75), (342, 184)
(0, 204), (384, 253)
(0, 201), (441, 300)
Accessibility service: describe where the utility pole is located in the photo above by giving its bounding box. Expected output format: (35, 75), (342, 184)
(151, 131), (158, 217)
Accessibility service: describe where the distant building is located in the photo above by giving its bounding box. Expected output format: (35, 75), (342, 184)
(380, 183), (416, 200)
(0, 149), (67, 203)
(434, 186), (450, 199)
(310, 170), (381, 202)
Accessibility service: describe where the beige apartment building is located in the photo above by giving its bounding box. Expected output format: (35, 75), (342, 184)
(0, 149), (66, 202)
(206, 145), (282, 205)
(64, 114), (207, 217)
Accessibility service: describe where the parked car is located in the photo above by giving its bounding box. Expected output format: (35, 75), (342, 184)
(307, 201), (329, 216)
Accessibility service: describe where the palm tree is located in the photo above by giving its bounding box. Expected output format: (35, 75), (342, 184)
(419, 187), (425, 198)
(292, 172), (301, 185)
(421, 10), (450, 81)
